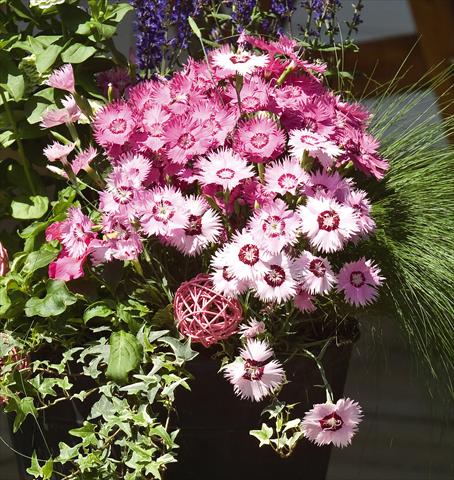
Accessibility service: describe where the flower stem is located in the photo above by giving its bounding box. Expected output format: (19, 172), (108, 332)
(0, 89), (37, 195)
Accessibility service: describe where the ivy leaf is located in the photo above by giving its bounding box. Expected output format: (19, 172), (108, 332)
(159, 336), (198, 363)
(61, 43), (96, 63)
(250, 423), (274, 447)
(11, 195), (49, 220)
(25, 280), (77, 317)
(5, 396), (37, 432)
(106, 331), (142, 383)
(188, 16), (202, 40)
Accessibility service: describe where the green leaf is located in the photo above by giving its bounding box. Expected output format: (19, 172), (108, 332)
(250, 423), (273, 447)
(22, 245), (58, 274)
(61, 43), (96, 63)
(83, 301), (115, 323)
(36, 44), (62, 74)
(24, 88), (56, 124)
(106, 331), (142, 383)
(159, 336), (198, 362)
(25, 280), (77, 317)
(105, 3), (133, 23)
(0, 51), (24, 101)
(5, 396), (37, 432)
(11, 195), (49, 220)
(188, 16), (202, 39)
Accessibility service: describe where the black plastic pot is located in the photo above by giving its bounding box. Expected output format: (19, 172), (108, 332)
(168, 338), (354, 480)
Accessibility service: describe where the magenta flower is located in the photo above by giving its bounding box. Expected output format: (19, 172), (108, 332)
(248, 199), (301, 254)
(305, 170), (351, 202)
(46, 64), (75, 94)
(224, 339), (285, 402)
(337, 258), (384, 306)
(94, 101), (135, 146)
(225, 75), (269, 113)
(71, 146), (98, 176)
(58, 207), (96, 259)
(264, 156), (309, 196)
(141, 106), (171, 152)
(195, 148), (254, 191)
(299, 196), (359, 253)
(234, 117), (285, 163)
(163, 116), (211, 164)
(293, 251), (336, 295)
(167, 196), (222, 256)
(302, 398), (363, 448)
(48, 250), (87, 282)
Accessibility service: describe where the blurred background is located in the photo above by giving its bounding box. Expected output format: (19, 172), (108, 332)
(1, 1), (453, 479)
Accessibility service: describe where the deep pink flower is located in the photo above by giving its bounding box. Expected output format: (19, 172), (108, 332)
(71, 146), (97, 175)
(225, 75), (269, 113)
(242, 179), (275, 208)
(141, 106), (171, 152)
(224, 339), (285, 402)
(264, 156), (309, 196)
(305, 170), (351, 202)
(48, 249), (87, 282)
(46, 64), (75, 94)
(299, 197), (359, 253)
(163, 116), (211, 164)
(337, 258), (384, 306)
(59, 207), (96, 259)
(94, 101), (135, 146)
(195, 148), (254, 191)
(302, 398), (363, 448)
(248, 199), (301, 254)
(344, 189), (376, 237)
(234, 117), (285, 163)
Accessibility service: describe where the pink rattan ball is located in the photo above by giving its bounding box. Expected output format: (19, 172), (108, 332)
(174, 274), (243, 347)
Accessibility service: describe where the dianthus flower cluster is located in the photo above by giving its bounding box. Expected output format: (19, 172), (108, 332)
(41, 34), (384, 447)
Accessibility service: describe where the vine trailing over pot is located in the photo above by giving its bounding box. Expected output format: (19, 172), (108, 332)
(0, 18), (391, 476)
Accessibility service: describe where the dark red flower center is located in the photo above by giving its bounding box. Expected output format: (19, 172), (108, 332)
(277, 173), (298, 190)
(109, 118), (127, 134)
(242, 359), (266, 380)
(230, 54), (251, 64)
(251, 132), (269, 149)
(262, 215), (285, 238)
(350, 271), (365, 288)
(309, 258), (326, 278)
(177, 132), (195, 149)
(152, 200), (175, 224)
(222, 266), (234, 281)
(317, 210), (340, 231)
(320, 412), (344, 431)
(185, 214), (203, 236)
(238, 244), (260, 266)
(313, 183), (328, 194)
(300, 133), (318, 146)
(264, 264), (286, 287)
(216, 168), (235, 180)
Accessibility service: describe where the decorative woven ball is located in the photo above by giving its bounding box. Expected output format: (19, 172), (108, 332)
(174, 274), (243, 347)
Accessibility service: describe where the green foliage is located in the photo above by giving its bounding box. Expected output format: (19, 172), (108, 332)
(106, 331), (142, 383)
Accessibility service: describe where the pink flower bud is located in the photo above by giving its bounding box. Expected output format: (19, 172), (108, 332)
(0, 242), (9, 276)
